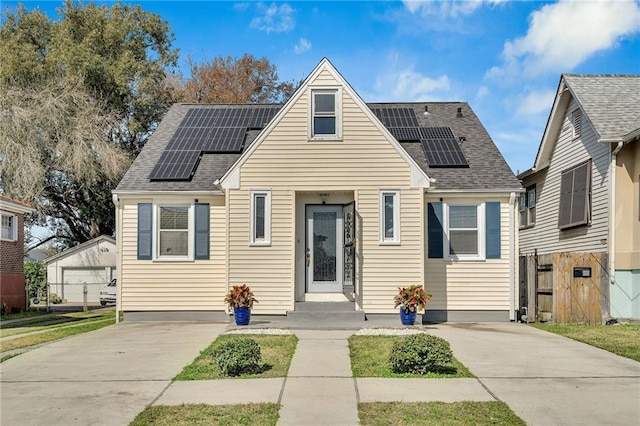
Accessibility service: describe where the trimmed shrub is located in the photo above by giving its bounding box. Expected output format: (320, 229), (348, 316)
(211, 338), (262, 376)
(389, 334), (453, 374)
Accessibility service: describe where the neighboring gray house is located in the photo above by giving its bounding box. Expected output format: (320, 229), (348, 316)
(519, 74), (640, 322)
(45, 235), (116, 303)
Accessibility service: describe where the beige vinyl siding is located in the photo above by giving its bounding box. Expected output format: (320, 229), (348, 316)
(230, 68), (423, 314)
(119, 197), (226, 311)
(425, 197), (512, 311)
(520, 98), (610, 255)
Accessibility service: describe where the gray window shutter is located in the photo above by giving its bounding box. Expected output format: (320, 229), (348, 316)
(428, 202), (443, 258)
(194, 203), (210, 260)
(486, 202), (501, 259)
(559, 161), (591, 229)
(137, 203), (152, 260)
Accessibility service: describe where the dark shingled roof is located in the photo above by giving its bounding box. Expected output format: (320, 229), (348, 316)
(116, 102), (521, 192)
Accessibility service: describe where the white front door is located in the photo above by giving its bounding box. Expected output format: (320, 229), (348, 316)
(306, 205), (343, 292)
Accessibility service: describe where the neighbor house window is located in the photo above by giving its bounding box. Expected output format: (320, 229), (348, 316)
(309, 88), (341, 139)
(572, 109), (582, 139)
(1, 213), (17, 241)
(158, 205), (190, 258)
(519, 185), (536, 228)
(558, 160), (591, 229)
(379, 191), (400, 244)
(444, 203), (485, 260)
(250, 190), (271, 245)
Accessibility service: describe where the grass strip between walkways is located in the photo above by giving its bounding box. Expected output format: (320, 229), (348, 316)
(175, 334), (298, 380)
(0, 312), (115, 355)
(0, 308), (50, 321)
(130, 403), (280, 426)
(349, 335), (474, 378)
(532, 324), (640, 362)
(358, 401), (526, 426)
(0, 311), (115, 336)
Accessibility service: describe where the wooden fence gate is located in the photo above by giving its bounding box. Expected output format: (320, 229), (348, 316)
(519, 252), (608, 324)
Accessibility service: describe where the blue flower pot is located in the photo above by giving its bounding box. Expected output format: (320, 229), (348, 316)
(400, 309), (416, 326)
(234, 307), (251, 326)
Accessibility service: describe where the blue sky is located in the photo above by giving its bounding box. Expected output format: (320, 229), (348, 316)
(6, 0), (640, 174)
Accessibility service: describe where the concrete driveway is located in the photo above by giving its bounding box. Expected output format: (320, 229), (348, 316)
(429, 323), (640, 426)
(1, 321), (226, 426)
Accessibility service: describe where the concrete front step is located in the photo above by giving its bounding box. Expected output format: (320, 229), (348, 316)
(287, 302), (365, 325)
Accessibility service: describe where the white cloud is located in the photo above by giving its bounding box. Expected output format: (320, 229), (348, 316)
(475, 85), (490, 100)
(373, 66), (451, 101)
(403, 0), (505, 18)
(489, 0), (640, 79)
(294, 38), (311, 54)
(515, 89), (556, 117)
(250, 3), (295, 34)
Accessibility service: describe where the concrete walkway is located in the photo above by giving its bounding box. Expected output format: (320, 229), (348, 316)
(2, 321), (639, 426)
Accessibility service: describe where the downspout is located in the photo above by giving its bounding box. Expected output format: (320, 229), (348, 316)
(112, 194), (121, 324)
(509, 192), (516, 321)
(608, 140), (624, 317)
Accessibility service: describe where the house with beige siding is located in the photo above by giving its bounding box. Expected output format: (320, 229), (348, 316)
(519, 74), (640, 322)
(113, 58), (522, 323)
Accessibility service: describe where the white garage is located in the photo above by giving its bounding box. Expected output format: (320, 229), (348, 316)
(45, 236), (116, 303)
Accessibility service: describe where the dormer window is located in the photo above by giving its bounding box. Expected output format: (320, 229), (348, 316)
(309, 88), (341, 140)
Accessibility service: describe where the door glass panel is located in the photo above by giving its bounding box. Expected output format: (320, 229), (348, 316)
(313, 211), (337, 282)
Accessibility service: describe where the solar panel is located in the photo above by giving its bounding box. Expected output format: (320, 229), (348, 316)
(371, 107), (419, 127)
(149, 150), (201, 180)
(419, 127), (455, 140)
(420, 138), (469, 168)
(149, 106), (281, 180)
(387, 127), (423, 141)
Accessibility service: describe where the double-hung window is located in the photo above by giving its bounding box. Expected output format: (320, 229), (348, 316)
(250, 190), (271, 245)
(379, 191), (400, 244)
(445, 204), (484, 259)
(1, 213), (17, 241)
(310, 88), (341, 139)
(136, 202), (210, 261)
(158, 206), (190, 258)
(519, 185), (536, 228)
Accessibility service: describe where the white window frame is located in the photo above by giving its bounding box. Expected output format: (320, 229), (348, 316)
(154, 203), (194, 261)
(443, 202), (486, 261)
(308, 87), (342, 141)
(250, 190), (272, 246)
(1, 212), (17, 241)
(379, 190), (400, 244)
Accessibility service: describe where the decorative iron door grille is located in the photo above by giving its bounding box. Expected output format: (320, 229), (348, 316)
(343, 201), (356, 292)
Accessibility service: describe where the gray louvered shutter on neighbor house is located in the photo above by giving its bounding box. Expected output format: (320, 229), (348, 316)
(194, 203), (210, 260)
(558, 160), (591, 229)
(427, 202), (443, 258)
(485, 202), (501, 259)
(137, 203), (153, 260)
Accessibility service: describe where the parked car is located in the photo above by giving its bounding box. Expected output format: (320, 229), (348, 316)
(99, 279), (117, 306)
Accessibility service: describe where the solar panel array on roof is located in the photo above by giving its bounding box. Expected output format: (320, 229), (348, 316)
(150, 106), (280, 181)
(419, 128), (469, 168)
(370, 107), (419, 127)
(149, 150), (201, 181)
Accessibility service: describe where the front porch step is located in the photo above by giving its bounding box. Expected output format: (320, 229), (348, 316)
(287, 302), (365, 323)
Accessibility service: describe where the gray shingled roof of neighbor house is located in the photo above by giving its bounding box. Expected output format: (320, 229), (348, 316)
(115, 101), (521, 192)
(563, 74), (640, 140)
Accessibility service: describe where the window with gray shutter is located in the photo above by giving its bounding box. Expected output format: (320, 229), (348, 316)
(558, 160), (591, 229)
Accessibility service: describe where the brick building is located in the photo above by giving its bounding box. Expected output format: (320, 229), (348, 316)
(1, 195), (34, 313)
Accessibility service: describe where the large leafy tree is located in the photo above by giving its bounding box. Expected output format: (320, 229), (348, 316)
(174, 54), (298, 104)
(0, 1), (178, 247)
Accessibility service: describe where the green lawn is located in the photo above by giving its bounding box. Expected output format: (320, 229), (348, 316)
(349, 335), (474, 378)
(532, 324), (640, 362)
(358, 401), (526, 426)
(130, 403), (280, 426)
(175, 334), (297, 380)
(0, 311), (115, 356)
(0, 308), (49, 321)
